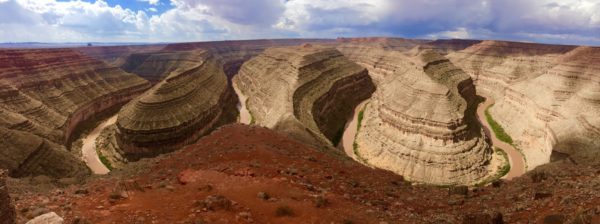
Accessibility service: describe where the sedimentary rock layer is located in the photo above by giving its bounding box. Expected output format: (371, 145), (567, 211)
(338, 44), (492, 185)
(77, 45), (165, 67)
(448, 41), (600, 167)
(234, 45), (375, 147)
(0, 170), (15, 224)
(119, 39), (331, 83)
(0, 48), (150, 177)
(116, 50), (238, 160)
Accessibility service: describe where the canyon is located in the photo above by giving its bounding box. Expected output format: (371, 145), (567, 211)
(233, 45), (375, 148)
(1, 38), (599, 223)
(0, 48), (150, 178)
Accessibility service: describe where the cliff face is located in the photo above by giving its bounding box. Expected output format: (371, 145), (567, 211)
(338, 44), (492, 185)
(0, 170), (15, 224)
(448, 41), (600, 168)
(0, 48), (150, 177)
(234, 45), (375, 148)
(116, 50), (238, 160)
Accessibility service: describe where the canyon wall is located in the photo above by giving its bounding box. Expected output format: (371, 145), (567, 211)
(0, 170), (15, 224)
(116, 50), (238, 160)
(338, 44), (492, 185)
(0, 48), (151, 177)
(234, 45), (375, 148)
(448, 41), (600, 168)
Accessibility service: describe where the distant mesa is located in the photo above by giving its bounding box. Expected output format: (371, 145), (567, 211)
(234, 45), (375, 148)
(116, 50), (238, 160)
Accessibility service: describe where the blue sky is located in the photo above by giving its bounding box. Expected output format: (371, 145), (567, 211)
(1, 0), (599, 45)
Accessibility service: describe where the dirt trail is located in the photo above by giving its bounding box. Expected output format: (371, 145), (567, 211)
(476, 97), (526, 180)
(81, 115), (116, 174)
(233, 82), (251, 124)
(340, 101), (368, 160)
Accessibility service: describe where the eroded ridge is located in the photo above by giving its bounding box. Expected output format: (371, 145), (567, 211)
(448, 41), (600, 168)
(339, 46), (492, 185)
(0, 48), (150, 177)
(116, 50), (238, 160)
(233, 45), (375, 147)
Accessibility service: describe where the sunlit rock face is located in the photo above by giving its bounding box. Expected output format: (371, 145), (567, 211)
(338, 43), (492, 185)
(0, 48), (149, 177)
(448, 41), (600, 168)
(117, 50), (238, 160)
(234, 45), (375, 148)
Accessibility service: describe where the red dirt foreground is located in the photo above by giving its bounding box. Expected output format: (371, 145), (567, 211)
(10, 124), (600, 223)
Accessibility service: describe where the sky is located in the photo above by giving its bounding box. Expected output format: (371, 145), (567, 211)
(0, 0), (599, 45)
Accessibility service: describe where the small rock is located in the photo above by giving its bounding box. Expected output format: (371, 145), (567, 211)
(26, 212), (64, 224)
(257, 192), (270, 201)
(195, 195), (232, 211)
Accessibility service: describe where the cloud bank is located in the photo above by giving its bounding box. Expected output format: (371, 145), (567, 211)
(0, 0), (599, 45)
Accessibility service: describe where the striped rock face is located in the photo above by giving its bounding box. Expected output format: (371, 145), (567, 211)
(0, 170), (16, 224)
(234, 45), (375, 148)
(116, 50), (238, 160)
(0, 48), (150, 178)
(339, 46), (492, 185)
(448, 41), (600, 169)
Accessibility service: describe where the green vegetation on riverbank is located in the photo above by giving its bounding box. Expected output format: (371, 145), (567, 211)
(495, 148), (510, 177)
(353, 106), (368, 164)
(484, 107), (514, 144)
(97, 150), (113, 171)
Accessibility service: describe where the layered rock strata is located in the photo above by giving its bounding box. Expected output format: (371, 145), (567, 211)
(116, 50), (238, 160)
(0, 48), (150, 177)
(77, 45), (165, 67)
(233, 45), (375, 148)
(338, 45), (492, 184)
(0, 170), (15, 224)
(448, 41), (600, 168)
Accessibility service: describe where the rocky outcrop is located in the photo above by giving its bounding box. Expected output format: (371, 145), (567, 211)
(338, 44), (492, 185)
(26, 212), (64, 224)
(116, 50), (238, 160)
(0, 170), (15, 224)
(234, 45), (375, 147)
(448, 41), (600, 168)
(0, 48), (150, 177)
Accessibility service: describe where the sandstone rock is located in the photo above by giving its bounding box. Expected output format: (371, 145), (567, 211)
(447, 41), (600, 169)
(117, 50), (238, 160)
(25, 212), (64, 224)
(257, 192), (270, 201)
(196, 195), (232, 211)
(338, 45), (492, 185)
(0, 170), (15, 224)
(234, 45), (375, 148)
(0, 48), (150, 177)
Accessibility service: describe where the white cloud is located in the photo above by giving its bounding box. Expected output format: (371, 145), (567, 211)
(0, 0), (599, 45)
(139, 0), (160, 6)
